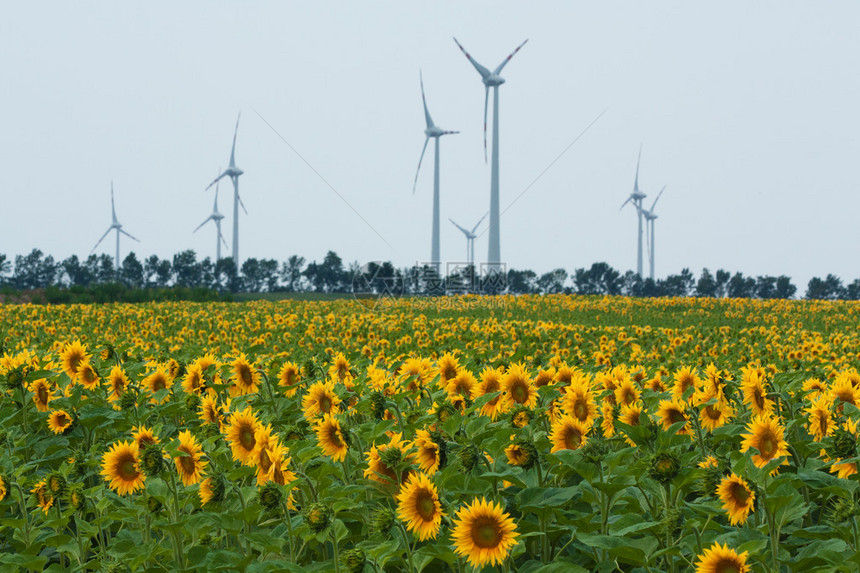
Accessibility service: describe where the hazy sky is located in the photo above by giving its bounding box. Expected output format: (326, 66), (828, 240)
(3, 2), (859, 288)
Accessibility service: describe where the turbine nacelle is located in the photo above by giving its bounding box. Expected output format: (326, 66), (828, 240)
(482, 75), (506, 87)
(424, 126), (458, 138)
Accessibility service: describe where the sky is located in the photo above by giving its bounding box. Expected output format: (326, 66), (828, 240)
(2, 2), (859, 289)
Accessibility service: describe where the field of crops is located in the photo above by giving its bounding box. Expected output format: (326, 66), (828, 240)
(2, 294), (860, 572)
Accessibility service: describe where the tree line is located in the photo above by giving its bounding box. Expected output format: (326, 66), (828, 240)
(1, 249), (859, 301)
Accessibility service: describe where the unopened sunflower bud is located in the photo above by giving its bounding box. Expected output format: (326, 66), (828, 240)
(832, 428), (857, 460)
(140, 444), (164, 477)
(119, 392), (137, 411)
(66, 484), (86, 511)
(648, 452), (681, 483)
(259, 482), (283, 511)
(185, 392), (201, 411)
(369, 392), (386, 420)
(379, 446), (404, 469)
(457, 444), (480, 472)
(47, 472), (67, 497)
(305, 502), (331, 532)
(341, 548), (366, 573)
(370, 507), (394, 535)
(580, 436), (610, 465)
(146, 495), (163, 514)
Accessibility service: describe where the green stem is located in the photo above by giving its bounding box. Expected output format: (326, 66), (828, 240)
(396, 521), (416, 573)
(282, 503), (296, 562)
(332, 526), (342, 573)
(166, 472), (186, 570)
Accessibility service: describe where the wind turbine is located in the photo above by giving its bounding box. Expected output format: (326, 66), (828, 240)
(642, 186), (665, 280)
(90, 182), (140, 271)
(206, 113), (245, 266)
(194, 171), (229, 261)
(620, 147), (647, 277)
(413, 72), (459, 274)
(453, 37), (528, 269)
(449, 212), (488, 267)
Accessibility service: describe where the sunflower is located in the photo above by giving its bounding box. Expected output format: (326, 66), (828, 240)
(716, 473), (755, 525)
(182, 364), (205, 394)
(699, 398), (734, 432)
(101, 441), (145, 495)
(830, 419), (859, 479)
(253, 424), (278, 485)
(199, 477), (221, 507)
(618, 403), (645, 444)
(302, 380), (342, 422)
(436, 352), (461, 388)
(225, 406), (261, 466)
(199, 392), (225, 427)
(657, 399), (690, 435)
(740, 414), (790, 468)
(75, 362), (99, 391)
(143, 365), (172, 402)
(446, 370), (477, 403)
(802, 377), (828, 400)
(533, 367), (556, 388)
(645, 373), (667, 393)
(228, 353), (261, 397)
(266, 442), (297, 487)
(60, 340), (90, 381)
(614, 378), (641, 407)
(174, 430), (207, 486)
(278, 361), (302, 397)
(600, 400), (616, 438)
(805, 395), (834, 441)
(502, 363), (537, 409)
(106, 366), (130, 403)
(364, 433), (413, 485)
(830, 375), (860, 413)
(31, 480), (54, 513)
(316, 414), (348, 462)
(563, 380), (597, 426)
(131, 425), (160, 449)
(396, 472), (444, 541)
(413, 429), (442, 475)
(28, 378), (55, 412)
(328, 352), (353, 386)
(48, 409), (73, 435)
(672, 366), (701, 403)
(400, 357), (434, 392)
(695, 542), (749, 573)
(451, 497), (519, 567)
(476, 367), (507, 420)
(549, 415), (589, 453)
(0, 475), (7, 503)
(741, 369), (773, 416)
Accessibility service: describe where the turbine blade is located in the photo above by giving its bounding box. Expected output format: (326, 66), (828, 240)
(229, 112), (241, 168)
(449, 218), (470, 236)
(483, 85), (489, 163)
(619, 197), (632, 211)
(90, 228), (112, 254)
(420, 71), (434, 129)
(206, 172), (228, 190)
(110, 182), (118, 223)
(441, 130), (460, 135)
(238, 193), (248, 215)
(650, 186), (666, 212)
(634, 144), (642, 193)
(219, 228), (229, 249)
(470, 211), (489, 234)
(120, 229), (140, 242)
(492, 38), (529, 75)
(412, 137), (430, 194)
(193, 216), (213, 233)
(452, 37), (491, 78)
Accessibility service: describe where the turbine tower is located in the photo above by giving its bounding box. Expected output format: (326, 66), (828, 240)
(412, 72), (459, 274)
(620, 147), (647, 276)
(90, 182), (140, 271)
(194, 172), (229, 261)
(206, 113), (245, 266)
(449, 212), (488, 266)
(642, 186), (665, 280)
(454, 37), (527, 269)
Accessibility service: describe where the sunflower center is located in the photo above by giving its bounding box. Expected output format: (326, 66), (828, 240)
(511, 382), (527, 403)
(37, 386), (48, 403)
(328, 426), (344, 448)
(668, 410), (685, 424)
(152, 377), (166, 392)
(416, 491), (436, 521)
(320, 396), (332, 413)
(716, 559), (741, 573)
(564, 427), (583, 450)
(704, 405), (722, 420)
(120, 457), (138, 480)
(730, 482), (750, 504)
(56, 413), (69, 426)
(69, 355), (82, 373)
(239, 427), (256, 450)
(471, 517), (502, 549)
(753, 388), (765, 409)
(239, 365), (252, 386)
(442, 366), (457, 380)
(574, 401), (587, 420)
(759, 436), (776, 459)
(258, 448), (272, 473)
(179, 451), (196, 475)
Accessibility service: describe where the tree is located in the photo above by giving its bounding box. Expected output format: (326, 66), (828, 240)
(143, 255), (163, 287)
(260, 259), (280, 292)
(12, 249), (57, 289)
(695, 268), (717, 298)
(805, 274), (845, 300)
(714, 269), (731, 298)
(215, 258), (240, 292)
(120, 253), (145, 288)
(574, 262), (622, 295)
(663, 268), (695, 297)
(0, 254), (10, 286)
(281, 255), (306, 292)
(774, 276), (796, 299)
(173, 250), (201, 288)
(199, 257), (215, 289)
(537, 269), (568, 294)
(846, 279), (860, 301)
(320, 251), (347, 293)
(727, 273), (755, 298)
(506, 269), (537, 294)
(755, 276), (778, 299)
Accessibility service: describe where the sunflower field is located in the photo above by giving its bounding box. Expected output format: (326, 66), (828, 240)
(2, 295), (860, 572)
